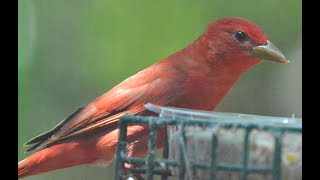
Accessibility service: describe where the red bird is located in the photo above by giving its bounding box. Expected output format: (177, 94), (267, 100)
(18, 18), (289, 178)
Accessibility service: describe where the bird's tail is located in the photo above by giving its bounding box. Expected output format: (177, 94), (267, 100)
(18, 149), (52, 178)
(18, 159), (30, 178)
(18, 142), (95, 179)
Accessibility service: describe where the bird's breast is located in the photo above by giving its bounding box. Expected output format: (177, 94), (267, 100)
(172, 70), (239, 111)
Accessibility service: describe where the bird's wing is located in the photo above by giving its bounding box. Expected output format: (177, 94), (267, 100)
(24, 63), (184, 152)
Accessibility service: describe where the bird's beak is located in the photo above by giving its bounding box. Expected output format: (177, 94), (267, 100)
(252, 40), (290, 64)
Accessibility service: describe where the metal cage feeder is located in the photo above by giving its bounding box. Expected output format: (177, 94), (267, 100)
(115, 104), (302, 180)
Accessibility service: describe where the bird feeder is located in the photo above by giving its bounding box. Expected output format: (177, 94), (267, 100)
(115, 103), (302, 180)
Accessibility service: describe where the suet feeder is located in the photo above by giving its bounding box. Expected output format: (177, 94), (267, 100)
(115, 103), (302, 180)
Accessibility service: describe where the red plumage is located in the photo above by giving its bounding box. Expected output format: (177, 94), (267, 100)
(18, 18), (288, 178)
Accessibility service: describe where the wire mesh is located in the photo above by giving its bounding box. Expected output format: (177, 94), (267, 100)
(115, 105), (301, 180)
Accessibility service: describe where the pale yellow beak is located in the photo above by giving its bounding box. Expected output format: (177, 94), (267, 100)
(252, 40), (290, 64)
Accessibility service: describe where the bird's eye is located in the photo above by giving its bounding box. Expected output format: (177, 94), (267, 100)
(234, 31), (248, 42)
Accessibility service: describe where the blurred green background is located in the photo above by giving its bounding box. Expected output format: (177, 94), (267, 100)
(18, 0), (301, 179)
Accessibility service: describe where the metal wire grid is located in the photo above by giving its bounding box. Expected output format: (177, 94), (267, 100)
(115, 116), (301, 180)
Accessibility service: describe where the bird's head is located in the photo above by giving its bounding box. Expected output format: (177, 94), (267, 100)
(204, 18), (289, 65)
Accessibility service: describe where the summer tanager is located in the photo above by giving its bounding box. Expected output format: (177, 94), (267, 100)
(18, 18), (289, 178)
